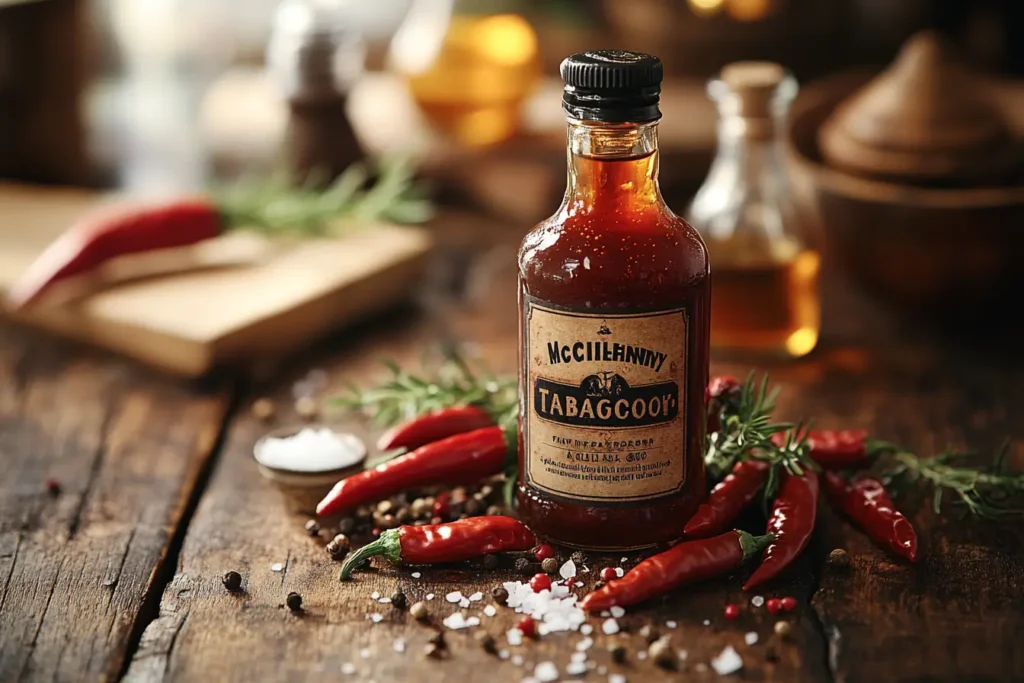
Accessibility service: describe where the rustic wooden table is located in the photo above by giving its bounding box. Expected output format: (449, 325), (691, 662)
(2, 229), (1023, 683)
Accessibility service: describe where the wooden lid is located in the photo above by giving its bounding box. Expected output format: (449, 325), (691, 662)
(819, 31), (1020, 184)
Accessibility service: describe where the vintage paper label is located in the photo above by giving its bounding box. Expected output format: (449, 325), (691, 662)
(522, 298), (688, 504)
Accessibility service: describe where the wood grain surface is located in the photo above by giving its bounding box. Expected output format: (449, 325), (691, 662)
(2, 230), (1023, 682)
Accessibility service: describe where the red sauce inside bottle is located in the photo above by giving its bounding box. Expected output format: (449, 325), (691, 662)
(517, 141), (710, 550)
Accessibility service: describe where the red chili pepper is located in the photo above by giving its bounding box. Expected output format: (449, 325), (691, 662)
(8, 199), (223, 309)
(744, 470), (819, 590)
(317, 426), (511, 517)
(580, 530), (773, 611)
(772, 429), (893, 471)
(705, 375), (741, 433)
(684, 460), (770, 538)
(823, 472), (918, 562)
(376, 406), (494, 452)
(340, 516), (535, 579)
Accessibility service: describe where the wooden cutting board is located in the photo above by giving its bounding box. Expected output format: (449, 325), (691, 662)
(0, 184), (433, 376)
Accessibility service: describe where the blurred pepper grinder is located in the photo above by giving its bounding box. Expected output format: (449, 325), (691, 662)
(388, 0), (540, 147)
(267, 0), (365, 183)
(687, 62), (820, 359)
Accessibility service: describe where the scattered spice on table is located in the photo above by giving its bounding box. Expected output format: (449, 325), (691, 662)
(724, 603), (741, 620)
(44, 478), (62, 496)
(304, 519), (320, 536)
(774, 621), (792, 637)
(827, 548), (851, 568)
(222, 570), (242, 592)
(251, 398), (275, 422)
(286, 592), (303, 611)
(824, 472), (919, 562)
(410, 601), (428, 621)
(391, 591), (407, 609)
(476, 632), (498, 654)
(541, 557), (558, 574)
(650, 635), (676, 669)
(581, 530), (773, 611)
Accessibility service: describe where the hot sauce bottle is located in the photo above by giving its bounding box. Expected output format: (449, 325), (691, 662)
(517, 51), (710, 550)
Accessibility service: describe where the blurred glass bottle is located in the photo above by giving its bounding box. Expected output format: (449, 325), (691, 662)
(687, 61), (820, 358)
(388, 0), (540, 147)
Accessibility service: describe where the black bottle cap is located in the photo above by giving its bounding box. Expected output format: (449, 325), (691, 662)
(560, 50), (663, 123)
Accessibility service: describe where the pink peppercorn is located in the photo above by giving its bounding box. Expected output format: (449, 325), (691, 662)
(530, 573), (553, 593)
(600, 567), (618, 582)
(724, 604), (740, 619)
(766, 598), (783, 614)
(517, 616), (537, 638)
(781, 596), (797, 612)
(533, 544), (554, 561)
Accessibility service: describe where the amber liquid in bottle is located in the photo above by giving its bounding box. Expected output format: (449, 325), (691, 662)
(710, 244), (820, 357)
(517, 118), (711, 550)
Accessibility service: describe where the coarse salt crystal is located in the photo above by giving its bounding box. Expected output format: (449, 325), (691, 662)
(255, 427), (364, 472)
(575, 581), (584, 588)
(566, 661), (587, 676)
(597, 666), (607, 675)
(378, 597), (391, 604)
(270, 563), (284, 572)
(571, 651), (587, 662)
(341, 663), (356, 675)
(521, 678), (539, 683)
(745, 632), (759, 645)
(426, 593), (435, 600)
(499, 650), (510, 660)
(678, 650), (688, 661)
(393, 638), (406, 653)
(575, 638), (593, 651)
(703, 619), (711, 626)
(614, 567), (624, 578)
(507, 628), (524, 646)
(711, 645), (743, 675)
(469, 592), (483, 601)
(443, 612), (477, 630)
(602, 618), (620, 635)
(460, 598), (471, 608)
(621, 557), (628, 563)
(360, 648), (370, 659)
(695, 663), (708, 672)
(484, 605), (497, 617)
(535, 662), (559, 682)
(665, 620), (677, 628)
(637, 651), (648, 660)
(368, 613), (383, 623)
(609, 674), (625, 683)
(512, 655), (524, 666)
(559, 560), (577, 579)
(609, 606), (625, 618)
(751, 595), (765, 607)
(371, 592), (381, 600)
(600, 611), (610, 618)
(411, 572), (421, 579)
(446, 591), (463, 603)
(580, 624), (593, 635)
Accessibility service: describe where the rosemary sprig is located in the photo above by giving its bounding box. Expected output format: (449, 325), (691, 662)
(758, 421), (817, 503)
(704, 372), (792, 481)
(881, 445), (1024, 518)
(332, 352), (517, 428)
(215, 155), (433, 237)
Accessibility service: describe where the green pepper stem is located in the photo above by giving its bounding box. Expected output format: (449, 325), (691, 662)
(737, 530), (775, 563)
(339, 529), (403, 580)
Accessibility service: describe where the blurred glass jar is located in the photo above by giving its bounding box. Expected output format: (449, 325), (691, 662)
(388, 0), (540, 147)
(687, 62), (820, 358)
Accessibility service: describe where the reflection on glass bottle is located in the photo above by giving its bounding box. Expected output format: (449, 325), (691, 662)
(389, 0), (540, 147)
(687, 62), (820, 358)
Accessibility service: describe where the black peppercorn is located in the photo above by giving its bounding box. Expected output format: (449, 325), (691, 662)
(828, 548), (850, 569)
(304, 519), (320, 536)
(639, 625), (660, 644)
(476, 632), (498, 655)
(391, 591), (407, 610)
(482, 554), (500, 570)
(338, 518), (356, 534)
(428, 631), (447, 649)
(222, 570), (242, 592)
(609, 644), (627, 664)
(464, 499), (482, 516)
(491, 586), (509, 603)
(541, 557), (559, 574)
(514, 557), (533, 574)
(570, 551), (586, 566)
(286, 592), (303, 611)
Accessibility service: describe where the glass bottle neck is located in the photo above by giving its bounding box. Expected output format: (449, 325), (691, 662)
(565, 119), (661, 210)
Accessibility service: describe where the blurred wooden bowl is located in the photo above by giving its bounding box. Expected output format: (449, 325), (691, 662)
(787, 72), (1024, 319)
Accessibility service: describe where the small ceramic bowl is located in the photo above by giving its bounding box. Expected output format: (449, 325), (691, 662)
(253, 424), (367, 515)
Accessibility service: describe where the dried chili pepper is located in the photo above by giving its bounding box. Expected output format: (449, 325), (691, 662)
(340, 516), (535, 579)
(772, 429), (894, 471)
(8, 200), (223, 308)
(580, 530), (773, 611)
(744, 470), (819, 590)
(317, 426), (511, 517)
(684, 459), (770, 538)
(376, 405), (494, 452)
(705, 375), (742, 433)
(823, 472), (918, 562)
